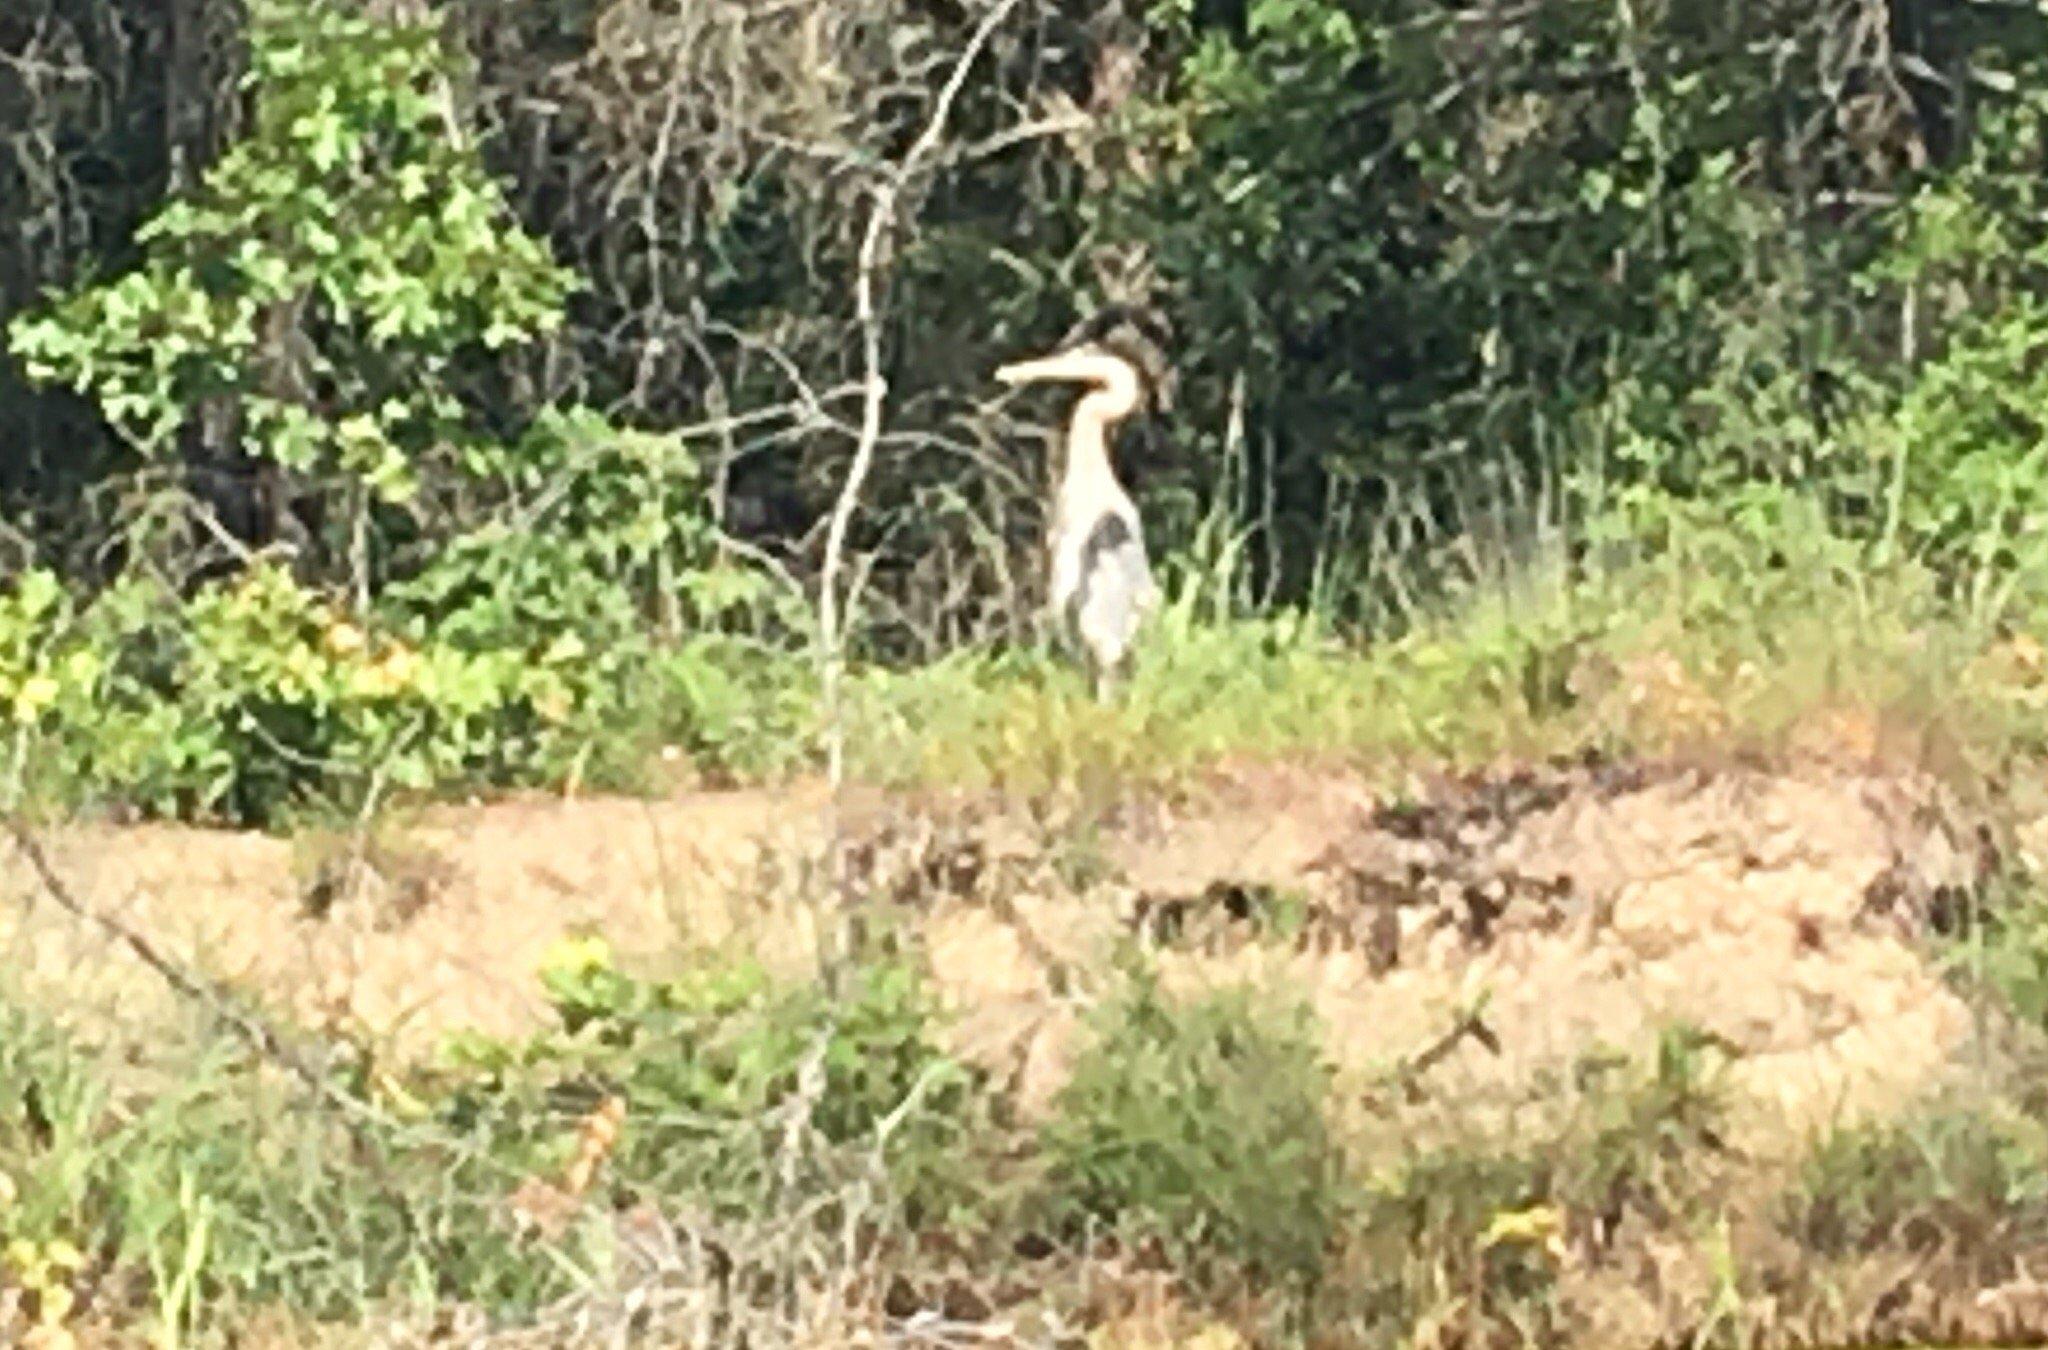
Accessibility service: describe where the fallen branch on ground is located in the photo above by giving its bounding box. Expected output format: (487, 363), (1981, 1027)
(1362, 994), (1504, 1112)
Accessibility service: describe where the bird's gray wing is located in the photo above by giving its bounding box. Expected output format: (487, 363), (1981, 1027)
(1072, 511), (1156, 657)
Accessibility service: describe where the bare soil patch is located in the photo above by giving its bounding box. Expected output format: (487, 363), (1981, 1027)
(0, 783), (833, 1059)
(913, 753), (1991, 1154)
(0, 751), (1994, 1152)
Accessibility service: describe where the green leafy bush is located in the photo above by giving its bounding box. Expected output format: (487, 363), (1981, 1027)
(0, 563), (584, 823)
(0, 936), (987, 1337)
(1884, 292), (2048, 626)
(1788, 1096), (2048, 1257)
(442, 935), (984, 1225)
(380, 404), (814, 790)
(0, 555), (750, 825)
(1041, 969), (1338, 1283)
(7, 0), (571, 508)
(0, 0), (811, 824)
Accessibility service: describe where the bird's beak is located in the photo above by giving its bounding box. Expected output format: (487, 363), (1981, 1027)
(993, 354), (1057, 386)
(993, 347), (1097, 387)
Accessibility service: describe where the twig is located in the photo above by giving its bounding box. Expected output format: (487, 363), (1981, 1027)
(1362, 996), (1503, 1112)
(4, 819), (388, 1139)
(773, 1028), (833, 1205)
(816, 0), (1027, 789)
(941, 110), (1095, 168)
(0, 813), (565, 1289)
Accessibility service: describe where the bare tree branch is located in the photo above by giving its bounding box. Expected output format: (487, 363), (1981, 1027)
(817, 0), (1028, 788)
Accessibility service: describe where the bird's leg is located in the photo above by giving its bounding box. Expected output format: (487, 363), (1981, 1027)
(1091, 655), (1125, 704)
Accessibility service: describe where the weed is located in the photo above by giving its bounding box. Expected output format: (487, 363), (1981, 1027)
(1944, 869), (2048, 1029)
(1342, 1144), (1553, 1342)
(1558, 1025), (1735, 1235)
(442, 932), (991, 1229)
(0, 926), (1003, 1341)
(1041, 967), (1339, 1286)
(0, 992), (568, 1338)
(1788, 1094), (2048, 1258)
(1315, 1024), (1733, 1345)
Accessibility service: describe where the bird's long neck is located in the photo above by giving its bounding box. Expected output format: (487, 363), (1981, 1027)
(1062, 394), (1127, 505)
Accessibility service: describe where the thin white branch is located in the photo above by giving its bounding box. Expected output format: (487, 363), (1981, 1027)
(817, 0), (1025, 787)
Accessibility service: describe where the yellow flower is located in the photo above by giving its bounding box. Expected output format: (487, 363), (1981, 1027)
(539, 933), (611, 982)
(323, 620), (368, 656)
(1481, 1203), (1567, 1258)
(349, 663), (397, 699)
(380, 644), (421, 688)
(350, 644), (420, 699)
(12, 674), (60, 720)
(39, 1239), (83, 1273)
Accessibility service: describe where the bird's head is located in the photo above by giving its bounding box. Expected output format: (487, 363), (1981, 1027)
(994, 342), (1145, 422)
(994, 303), (1176, 418)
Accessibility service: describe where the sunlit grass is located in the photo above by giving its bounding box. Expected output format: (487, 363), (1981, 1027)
(835, 537), (2022, 804)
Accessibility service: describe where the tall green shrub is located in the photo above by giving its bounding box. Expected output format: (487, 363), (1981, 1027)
(7, 0), (572, 536)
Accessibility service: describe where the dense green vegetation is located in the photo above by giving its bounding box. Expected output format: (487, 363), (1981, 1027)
(11, 0), (2048, 1343)
(0, 0), (2045, 823)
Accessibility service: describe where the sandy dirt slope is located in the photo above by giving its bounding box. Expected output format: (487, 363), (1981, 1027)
(0, 753), (1995, 1150)
(0, 784), (835, 1058)
(912, 756), (1990, 1150)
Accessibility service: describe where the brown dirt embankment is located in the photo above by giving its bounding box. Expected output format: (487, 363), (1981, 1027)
(0, 753), (1994, 1151)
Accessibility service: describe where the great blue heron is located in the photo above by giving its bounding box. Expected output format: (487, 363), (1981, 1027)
(995, 309), (1173, 699)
